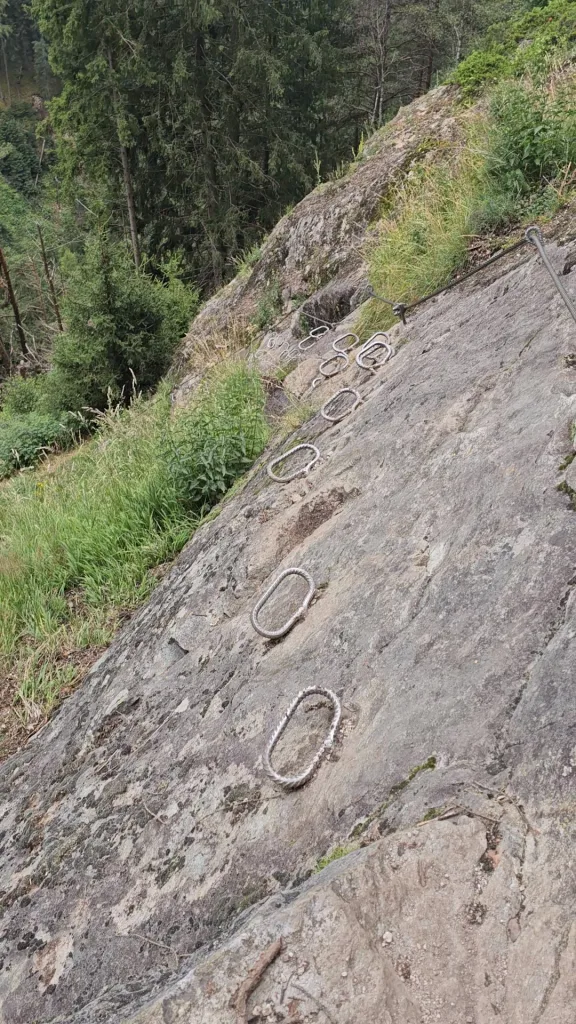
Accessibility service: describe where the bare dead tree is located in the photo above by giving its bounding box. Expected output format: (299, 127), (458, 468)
(0, 247), (29, 355)
(36, 223), (64, 332)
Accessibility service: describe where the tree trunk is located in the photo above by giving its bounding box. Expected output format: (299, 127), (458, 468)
(0, 246), (29, 355)
(2, 40), (10, 106)
(196, 31), (225, 288)
(419, 0), (440, 96)
(37, 223), (64, 331)
(373, 0), (392, 126)
(0, 324), (10, 374)
(120, 143), (141, 268)
(107, 49), (140, 269)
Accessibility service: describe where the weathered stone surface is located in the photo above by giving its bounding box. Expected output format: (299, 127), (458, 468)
(2, 174), (576, 1024)
(176, 85), (461, 363)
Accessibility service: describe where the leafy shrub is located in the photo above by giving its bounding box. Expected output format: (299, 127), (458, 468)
(487, 79), (576, 195)
(45, 235), (198, 414)
(253, 279), (283, 330)
(0, 412), (76, 477)
(166, 361), (269, 515)
(0, 176), (33, 248)
(451, 51), (512, 99)
(451, 0), (576, 97)
(1, 375), (45, 415)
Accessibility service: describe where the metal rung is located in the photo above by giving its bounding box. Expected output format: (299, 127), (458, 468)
(251, 567), (316, 639)
(263, 686), (342, 789)
(332, 332), (361, 354)
(319, 351), (349, 378)
(356, 338), (394, 370)
(299, 325), (329, 352)
(267, 443), (320, 483)
(321, 387), (362, 423)
(359, 331), (391, 354)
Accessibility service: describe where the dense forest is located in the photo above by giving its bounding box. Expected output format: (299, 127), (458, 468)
(0, 1), (541, 351)
(0, 0), (559, 464)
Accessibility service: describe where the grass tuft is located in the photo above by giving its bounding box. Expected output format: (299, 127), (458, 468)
(357, 135), (489, 338)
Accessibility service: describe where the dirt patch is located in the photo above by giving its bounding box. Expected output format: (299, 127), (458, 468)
(277, 487), (359, 559)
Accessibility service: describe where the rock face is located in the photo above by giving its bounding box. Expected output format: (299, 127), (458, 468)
(177, 84), (461, 359)
(2, 115), (576, 1024)
(2, 220), (576, 1024)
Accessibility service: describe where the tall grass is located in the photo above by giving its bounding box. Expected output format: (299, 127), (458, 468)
(359, 69), (576, 338)
(357, 136), (490, 337)
(0, 361), (268, 720)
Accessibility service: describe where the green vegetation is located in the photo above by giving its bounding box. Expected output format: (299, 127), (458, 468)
(451, 0), (576, 97)
(0, 410), (76, 477)
(487, 78), (576, 200)
(0, 103), (42, 197)
(359, 142), (488, 336)
(44, 237), (197, 414)
(0, 362), (268, 720)
(230, 245), (263, 279)
(360, 45), (576, 338)
(315, 844), (356, 872)
(350, 757), (437, 839)
(253, 280), (283, 331)
(0, 235), (197, 475)
(422, 806), (444, 822)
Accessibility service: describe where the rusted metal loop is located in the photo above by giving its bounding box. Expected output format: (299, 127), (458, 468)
(251, 567), (316, 640)
(319, 351), (349, 378)
(263, 686), (342, 789)
(310, 325), (329, 338)
(356, 339), (393, 370)
(332, 332), (361, 354)
(267, 443), (320, 483)
(321, 387), (362, 423)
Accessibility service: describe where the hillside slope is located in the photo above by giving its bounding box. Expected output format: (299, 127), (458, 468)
(176, 84), (462, 373)
(1, 86), (576, 1023)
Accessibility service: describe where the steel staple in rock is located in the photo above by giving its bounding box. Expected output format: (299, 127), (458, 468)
(321, 387), (362, 423)
(299, 325), (330, 352)
(525, 225), (576, 327)
(356, 336), (394, 370)
(332, 332), (361, 354)
(359, 331), (392, 354)
(251, 567), (316, 640)
(267, 443), (320, 483)
(319, 351), (349, 378)
(263, 686), (342, 789)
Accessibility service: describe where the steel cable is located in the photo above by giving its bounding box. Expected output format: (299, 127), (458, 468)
(525, 226), (576, 326)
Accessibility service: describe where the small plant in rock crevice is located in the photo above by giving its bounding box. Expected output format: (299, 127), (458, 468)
(253, 279), (283, 331)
